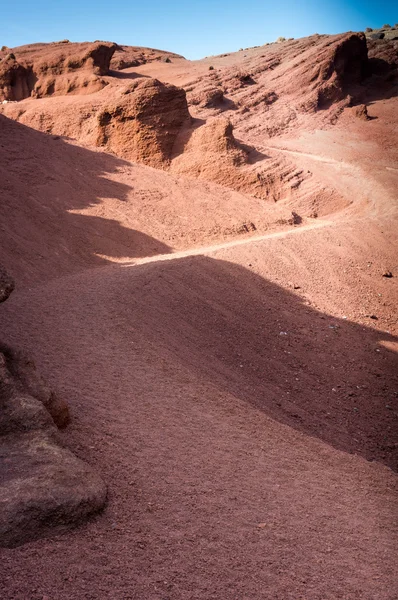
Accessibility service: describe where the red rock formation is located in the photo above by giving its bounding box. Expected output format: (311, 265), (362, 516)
(315, 33), (368, 109)
(96, 78), (191, 166)
(0, 266), (105, 548)
(170, 118), (316, 205)
(367, 38), (398, 77)
(110, 44), (184, 70)
(0, 54), (31, 101)
(0, 41), (116, 100)
(1, 344), (70, 428)
(0, 32), (382, 210)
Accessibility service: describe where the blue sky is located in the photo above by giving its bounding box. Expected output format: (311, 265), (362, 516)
(1, 0), (397, 59)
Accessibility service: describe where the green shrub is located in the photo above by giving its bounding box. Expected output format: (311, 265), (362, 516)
(209, 65), (214, 70)
(365, 27), (373, 32)
(382, 24), (391, 29)
(276, 36), (286, 42)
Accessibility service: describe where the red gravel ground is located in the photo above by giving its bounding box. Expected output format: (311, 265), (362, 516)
(1, 192), (397, 599)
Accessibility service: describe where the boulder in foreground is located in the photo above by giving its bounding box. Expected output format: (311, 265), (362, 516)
(0, 429), (107, 547)
(0, 277), (107, 547)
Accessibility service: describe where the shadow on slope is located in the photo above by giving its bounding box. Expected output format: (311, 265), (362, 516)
(108, 70), (150, 80)
(0, 115), (170, 285)
(113, 256), (398, 471)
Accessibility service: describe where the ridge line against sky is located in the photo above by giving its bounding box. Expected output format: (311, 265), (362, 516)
(1, 0), (397, 59)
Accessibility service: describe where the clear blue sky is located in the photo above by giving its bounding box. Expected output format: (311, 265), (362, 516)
(1, 0), (397, 59)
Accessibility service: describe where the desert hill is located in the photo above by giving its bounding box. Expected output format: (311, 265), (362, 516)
(0, 28), (397, 599)
(0, 40), (184, 100)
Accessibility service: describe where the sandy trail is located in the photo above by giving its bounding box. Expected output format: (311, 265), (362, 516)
(262, 147), (344, 165)
(261, 135), (398, 221)
(127, 220), (330, 267)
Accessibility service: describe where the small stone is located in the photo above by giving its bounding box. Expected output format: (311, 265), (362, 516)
(383, 271), (393, 278)
(353, 104), (369, 120)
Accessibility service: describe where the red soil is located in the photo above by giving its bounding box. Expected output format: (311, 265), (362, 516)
(0, 31), (397, 598)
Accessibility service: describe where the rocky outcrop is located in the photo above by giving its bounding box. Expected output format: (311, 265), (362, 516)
(0, 344), (70, 428)
(0, 32), (378, 212)
(315, 33), (368, 109)
(353, 103), (370, 120)
(188, 86), (225, 109)
(0, 55), (31, 101)
(0, 41), (187, 100)
(171, 117), (248, 177)
(365, 25), (398, 42)
(179, 32), (372, 137)
(0, 346), (107, 547)
(171, 118), (271, 196)
(0, 41), (116, 100)
(184, 117), (248, 161)
(97, 78), (191, 167)
(0, 273), (106, 547)
(170, 117), (337, 208)
(110, 45), (184, 70)
(1, 77), (191, 167)
(0, 429), (107, 547)
(367, 38), (398, 80)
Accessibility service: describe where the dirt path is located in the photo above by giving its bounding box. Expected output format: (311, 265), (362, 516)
(261, 141), (398, 220)
(128, 220), (331, 267)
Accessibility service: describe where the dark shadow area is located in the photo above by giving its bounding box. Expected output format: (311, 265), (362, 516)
(348, 39), (398, 104)
(347, 78), (398, 106)
(368, 58), (391, 76)
(237, 139), (270, 163)
(318, 39), (398, 110)
(115, 255), (398, 471)
(238, 74), (256, 86)
(108, 70), (150, 80)
(218, 96), (238, 111)
(0, 115), (170, 284)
